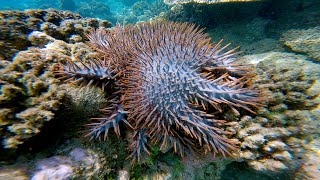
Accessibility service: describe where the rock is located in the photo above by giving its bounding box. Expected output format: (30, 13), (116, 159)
(118, 170), (130, 180)
(30, 147), (106, 179)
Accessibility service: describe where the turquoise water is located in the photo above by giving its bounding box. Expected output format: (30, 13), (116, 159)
(0, 0), (164, 24)
(0, 0), (319, 179)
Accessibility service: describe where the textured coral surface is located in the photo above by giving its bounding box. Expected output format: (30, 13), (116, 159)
(0, 9), (111, 60)
(0, 31), (106, 151)
(234, 52), (320, 174)
(282, 26), (320, 62)
(0, 48), (65, 149)
(0, 9), (112, 150)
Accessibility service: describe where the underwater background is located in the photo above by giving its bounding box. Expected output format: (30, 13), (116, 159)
(0, 0), (319, 179)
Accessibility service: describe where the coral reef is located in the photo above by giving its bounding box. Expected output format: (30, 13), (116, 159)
(206, 17), (284, 55)
(112, 0), (169, 24)
(0, 48), (66, 149)
(164, 0), (268, 27)
(55, 21), (264, 163)
(165, 0), (320, 35)
(76, 1), (113, 22)
(0, 9), (112, 60)
(162, 0), (320, 56)
(0, 24), (108, 150)
(59, 0), (76, 11)
(180, 154), (232, 179)
(0, 23), (117, 177)
(0, 0), (319, 178)
(232, 52), (320, 174)
(281, 26), (320, 62)
(129, 0), (168, 23)
(164, 0), (256, 5)
(263, 0), (320, 38)
(0, 0), (167, 25)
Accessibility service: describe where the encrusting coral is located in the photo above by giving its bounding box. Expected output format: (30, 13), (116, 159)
(54, 21), (265, 163)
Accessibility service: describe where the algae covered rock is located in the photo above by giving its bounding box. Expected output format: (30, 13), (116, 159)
(31, 147), (105, 179)
(181, 155), (232, 180)
(282, 26), (320, 62)
(0, 137), (126, 179)
(294, 140), (320, 179)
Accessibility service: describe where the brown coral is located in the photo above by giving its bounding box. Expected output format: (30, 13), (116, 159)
(0, 48), (66, 149)
(0, 9), (112, 60)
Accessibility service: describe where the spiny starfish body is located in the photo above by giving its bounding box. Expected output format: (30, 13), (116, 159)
(54, 21), (264, 162)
